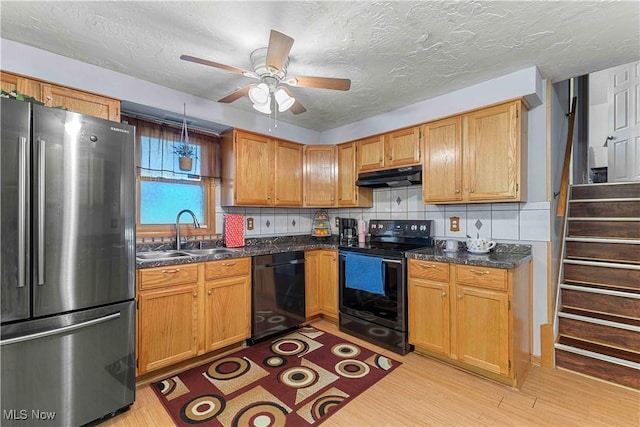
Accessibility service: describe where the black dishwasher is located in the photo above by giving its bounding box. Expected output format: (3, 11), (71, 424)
(251, 251), (306, 342)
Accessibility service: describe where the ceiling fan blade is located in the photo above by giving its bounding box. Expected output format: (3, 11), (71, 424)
(218, 86), (250, 103)
(265, 30), (294, 72)
(287, 75), (351, 91)
(181, 54), (256, 77)
(290, 100), (307, 115)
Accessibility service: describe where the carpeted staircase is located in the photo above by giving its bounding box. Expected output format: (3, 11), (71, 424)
(554, 182), (640, 389)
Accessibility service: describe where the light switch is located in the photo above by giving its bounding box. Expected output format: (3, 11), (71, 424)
(449, 216), (460, 232)
(247, 217), (254, 231)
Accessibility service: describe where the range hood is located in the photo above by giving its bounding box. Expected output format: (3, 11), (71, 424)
(356, 165), (422, 188)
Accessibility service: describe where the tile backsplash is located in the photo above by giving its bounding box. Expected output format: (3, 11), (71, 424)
(218, 184), (551, 242)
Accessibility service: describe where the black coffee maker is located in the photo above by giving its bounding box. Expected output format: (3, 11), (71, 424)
(339, 218), (357, 245)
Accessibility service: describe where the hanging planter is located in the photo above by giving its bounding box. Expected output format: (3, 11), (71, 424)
(174, 103), (195, 171)
(178, 156), (193, 171)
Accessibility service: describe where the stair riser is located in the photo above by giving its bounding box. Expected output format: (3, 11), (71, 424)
(561, 289), (640, 318)
(555, 349), (639, 389)
(565, 241), (640, 264)
(563, 263), (640, 290)
(558, 317), (640, 351)
(569, 201), (640, 218)
(568, 221), (640, 239)
(571, 183), (640, 200)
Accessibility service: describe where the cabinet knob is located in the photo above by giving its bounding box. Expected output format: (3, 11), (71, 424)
(387, 155), (392, 160)
(441, 291), (447, 298)
(457, 295), (462, 300)
(379, 157), (383, 162)
(193, 292), (198, 298)
(267, 196), (271, 200)
(455, 189), (460, 193)
(208, 289), (212, 296)
(469, 189), (475, 193)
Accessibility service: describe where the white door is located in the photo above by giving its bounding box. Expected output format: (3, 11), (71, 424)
(607, 61), (640, 182)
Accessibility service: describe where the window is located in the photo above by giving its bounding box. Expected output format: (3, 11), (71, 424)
(123, 115), (219, 239)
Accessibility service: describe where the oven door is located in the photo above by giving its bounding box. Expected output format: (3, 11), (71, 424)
(338, 251), (406, 331)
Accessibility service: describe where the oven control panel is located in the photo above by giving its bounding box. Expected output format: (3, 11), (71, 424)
(369, 219), (432, 237)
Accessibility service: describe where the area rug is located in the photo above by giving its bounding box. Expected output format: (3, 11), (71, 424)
(151, 326), (400, 426)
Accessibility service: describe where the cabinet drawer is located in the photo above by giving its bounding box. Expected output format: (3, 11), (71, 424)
(205, 257), (251, 280)
(409, 260), (449, 282)
(455, 265), (507, 291)
(139, 264), (199, 291)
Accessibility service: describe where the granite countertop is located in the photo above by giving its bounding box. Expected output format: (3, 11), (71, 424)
(406, 243), (532, 269)
(137, 236), (531, 270)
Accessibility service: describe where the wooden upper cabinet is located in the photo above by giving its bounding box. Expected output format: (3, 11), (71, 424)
(41, 84), (120, 121)
(1, 71), (120, 122)
(423, 99), (527, 204)
(274, 140), (303, 206)
(385, 126), (421, 168)
(463, 100), (525, 202)
(422, 116), (463, 203)
(304, 145), (336, 207)
(337, 142), (372, 207)
(357, 135), (385, 172)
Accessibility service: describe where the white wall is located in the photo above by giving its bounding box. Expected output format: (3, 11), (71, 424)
(589, 68), (610, 168)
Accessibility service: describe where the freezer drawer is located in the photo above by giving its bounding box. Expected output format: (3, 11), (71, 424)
(1, 300), (135, 426)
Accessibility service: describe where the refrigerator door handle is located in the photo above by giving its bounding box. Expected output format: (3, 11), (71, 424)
(37, 138), (46, 286)
(0, 312), (121, 346)
(18, 136), (27, 288)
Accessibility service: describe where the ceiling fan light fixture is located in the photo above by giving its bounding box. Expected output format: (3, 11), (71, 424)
(274, 87), (295, 112)
(248, 83), (270, 105)
(252, 96), (272, 114)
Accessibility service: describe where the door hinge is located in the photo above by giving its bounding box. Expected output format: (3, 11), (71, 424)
(516, 183), (519, 192)
(508, 300), (511, 310)
(516, 110), (519, 119)
(136, 300), (139, 310)
(508, 360), (512, 370)
(418, 150), (422, 160)
(136, 358), (139, 369)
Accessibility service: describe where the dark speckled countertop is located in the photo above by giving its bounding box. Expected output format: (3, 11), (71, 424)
(406, 242), (532, 269)
(136, 236), (531, 270)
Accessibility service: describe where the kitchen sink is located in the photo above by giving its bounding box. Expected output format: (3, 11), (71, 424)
(135, 250), (191, 260)
(181, 248), (240, 256)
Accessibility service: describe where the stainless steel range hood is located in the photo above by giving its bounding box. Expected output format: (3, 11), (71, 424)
(356, 165), (422, 188)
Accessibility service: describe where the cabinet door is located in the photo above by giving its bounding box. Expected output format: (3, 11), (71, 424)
(408, 278), (450, 355)
(137, 285), (199, 374)
(304, 251), (322, 318)
(423, 117), (463, 203)
(455, 285), (510, 376)
(337, 142), (358, 206)
(41, 84), (120, 121)
(464, 101), (520, 201)
(234, 132), (274, 205)
(304, 145), (336, 207)
(319, 250), (338, 318)
(204, 275), (251, 352)
(357, 135), (385, 172)
(0, 71), (42, 101)
(385, 127), (421, 168)
(274, 140), (303, 206)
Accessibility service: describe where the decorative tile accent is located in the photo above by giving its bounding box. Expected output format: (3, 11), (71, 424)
(265, 220), (271, 228)
(396, 196), (402, 206)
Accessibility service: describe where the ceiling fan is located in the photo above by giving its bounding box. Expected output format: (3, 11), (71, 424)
(180, 30), (351, 115)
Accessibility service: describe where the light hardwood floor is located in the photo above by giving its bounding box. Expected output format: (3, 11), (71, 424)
(104, 320), (639, 426)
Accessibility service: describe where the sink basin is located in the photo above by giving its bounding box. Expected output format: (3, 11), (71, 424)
(136, 251), (191, 260)
(181, 248), (240, 256)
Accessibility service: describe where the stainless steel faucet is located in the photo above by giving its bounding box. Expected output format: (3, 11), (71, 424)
(175, 209), (200, 250)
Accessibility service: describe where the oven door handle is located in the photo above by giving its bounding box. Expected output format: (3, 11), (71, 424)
(382, 258), (403, 264)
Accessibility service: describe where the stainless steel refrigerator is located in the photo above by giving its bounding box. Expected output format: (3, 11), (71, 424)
(1, 98), (136, 426)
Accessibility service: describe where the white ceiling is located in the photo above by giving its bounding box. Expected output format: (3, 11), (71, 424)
(1, 1), (639, 132)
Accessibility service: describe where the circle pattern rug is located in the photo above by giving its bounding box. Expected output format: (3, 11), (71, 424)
(152, 326), (400, 426)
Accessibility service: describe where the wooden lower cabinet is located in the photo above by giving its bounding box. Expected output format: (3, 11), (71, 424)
(305, 250), (338, 320)
(408, 259), (531, 387)
(137, 258), (251, 376)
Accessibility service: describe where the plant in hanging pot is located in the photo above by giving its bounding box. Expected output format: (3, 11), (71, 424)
(174, 142), (195, 171)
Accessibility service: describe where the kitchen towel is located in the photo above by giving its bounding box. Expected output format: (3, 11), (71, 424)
(344, 253), (385, 295)
(224, 214), (245, 248)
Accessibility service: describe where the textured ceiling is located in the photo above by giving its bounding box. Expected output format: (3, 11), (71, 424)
(1, 1), (639, 131)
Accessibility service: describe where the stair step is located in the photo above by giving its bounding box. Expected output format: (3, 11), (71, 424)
(571, 182), (640, 200)
(561, 286), (640, 318)
(561, 306), (640, 327)
(558, 336), (640, 363)
(569, 200), (640, 218)
(565, 239), (640, 264)
(563, 260), (640, 290)
(555, 346), (640, 389)
(564, 280), (640, 295)
(558, 312), (640, 351)
(568, 219), (640, 239)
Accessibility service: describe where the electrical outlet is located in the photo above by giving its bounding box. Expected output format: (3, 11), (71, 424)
(449, 216), (460, 232)
(247, 217), (254, 231)
(335, 217), (340, 228)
